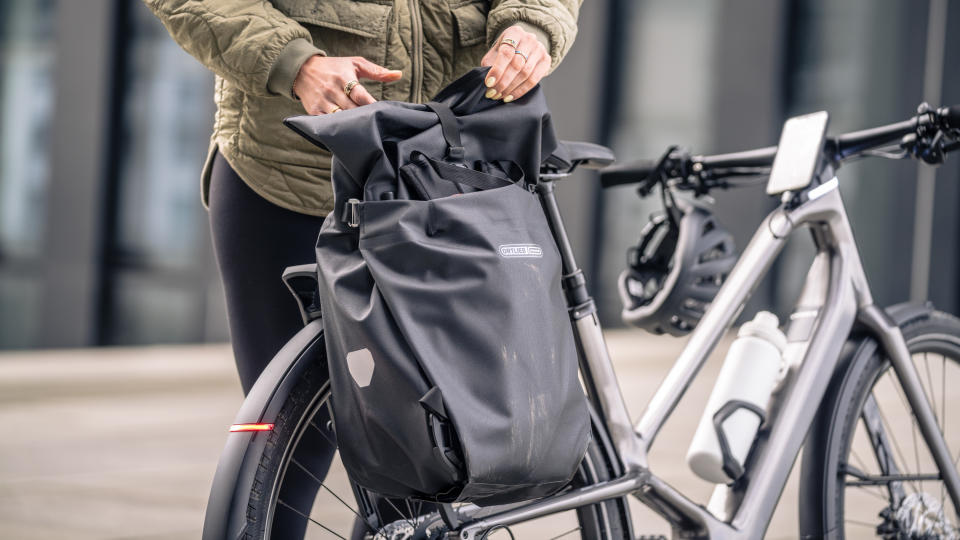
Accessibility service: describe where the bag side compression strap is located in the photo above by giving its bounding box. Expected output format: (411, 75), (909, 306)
(425, 102), (465, 162)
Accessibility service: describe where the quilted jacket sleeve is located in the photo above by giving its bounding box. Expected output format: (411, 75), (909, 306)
(485, 0), (583, 73)
(143, 0), (325, 100)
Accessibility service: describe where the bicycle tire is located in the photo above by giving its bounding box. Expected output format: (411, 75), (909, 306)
(242, 332), (633, 539)
(800, 305), (960, 539)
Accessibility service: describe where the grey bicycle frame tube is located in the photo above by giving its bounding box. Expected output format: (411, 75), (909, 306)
(459, 177), (960, 539)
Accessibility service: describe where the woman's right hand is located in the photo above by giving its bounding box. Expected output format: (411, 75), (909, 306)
(293, 55), (402, 115)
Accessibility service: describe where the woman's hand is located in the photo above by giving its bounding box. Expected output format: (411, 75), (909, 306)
(480, 25), (550, 102)
(293, 56), (402, 114)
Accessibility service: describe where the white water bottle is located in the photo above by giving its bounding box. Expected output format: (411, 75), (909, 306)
(686, 311), (787, 484)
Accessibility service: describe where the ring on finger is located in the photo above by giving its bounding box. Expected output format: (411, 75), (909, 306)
(329, 106), (342, 113)
(514, 50), (528, 62)
(343, 79), (361, 97)
(499, 38), (519, 48)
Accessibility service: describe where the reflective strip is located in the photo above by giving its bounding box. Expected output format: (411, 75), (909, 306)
(229, 423), (274, 432)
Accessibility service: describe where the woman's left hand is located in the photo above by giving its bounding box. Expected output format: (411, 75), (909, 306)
(480, 25), (550, 102)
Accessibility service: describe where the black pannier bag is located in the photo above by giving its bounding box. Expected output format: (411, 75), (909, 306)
(284, 67), (589, 504)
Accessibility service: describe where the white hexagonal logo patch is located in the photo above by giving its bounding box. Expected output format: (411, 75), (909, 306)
(346, 348), (375, 388)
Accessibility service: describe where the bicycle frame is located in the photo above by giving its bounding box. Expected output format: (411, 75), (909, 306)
(458, 173), (960, 539)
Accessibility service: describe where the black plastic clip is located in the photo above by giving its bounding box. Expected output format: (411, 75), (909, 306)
(419, 387), (464, 482)
(341, 198), (360, 228)
(712, 400), (767, 482)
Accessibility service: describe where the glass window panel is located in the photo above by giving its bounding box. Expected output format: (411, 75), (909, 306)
(0, 0), (56, 350)
(106, 273), (200, 345)
(112, 1), (214, 270)
(104, 1), (218, 345)
(0, 269), (42, 348)
(0, 0), (56, 259)
(596, 0), (721, 323)
(777, 0), (924, 309)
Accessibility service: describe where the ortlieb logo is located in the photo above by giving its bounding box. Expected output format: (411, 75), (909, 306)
(498, 244), (543, 258)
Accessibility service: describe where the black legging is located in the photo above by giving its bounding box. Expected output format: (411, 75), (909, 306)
(208, 152), (326, 394)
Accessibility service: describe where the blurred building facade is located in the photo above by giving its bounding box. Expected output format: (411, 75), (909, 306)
(0, 0), (957, 349)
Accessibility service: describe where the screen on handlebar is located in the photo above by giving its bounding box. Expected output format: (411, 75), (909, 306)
(766, 111), (829, 195)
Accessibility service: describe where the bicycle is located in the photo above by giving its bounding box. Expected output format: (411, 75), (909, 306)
(201, 103), (960, 539)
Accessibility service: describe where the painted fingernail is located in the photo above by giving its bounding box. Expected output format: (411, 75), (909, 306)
(485, 76), (496, 87)
(503, 95), (514, 103)
(493, 92), (503, 100)
(485, 87), (497, 99)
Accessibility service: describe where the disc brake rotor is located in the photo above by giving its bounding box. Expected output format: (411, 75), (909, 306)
(878, 492), (958, 539)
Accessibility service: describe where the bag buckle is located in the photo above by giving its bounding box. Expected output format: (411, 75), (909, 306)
(342, 198), (360, 228)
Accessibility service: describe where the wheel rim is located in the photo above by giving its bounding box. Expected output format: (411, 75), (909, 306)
(263, 386), (623, 539)
(840, 335), (960, 538)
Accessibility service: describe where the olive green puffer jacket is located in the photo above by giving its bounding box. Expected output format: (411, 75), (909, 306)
(144, 0), (582, 216)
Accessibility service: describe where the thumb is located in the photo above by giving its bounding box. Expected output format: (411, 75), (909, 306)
(354, 57), (402, 82)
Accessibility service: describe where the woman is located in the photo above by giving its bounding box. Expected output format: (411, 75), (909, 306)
(145, 0), (582, 394)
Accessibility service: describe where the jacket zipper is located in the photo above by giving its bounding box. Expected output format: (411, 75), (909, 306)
(408, 0), (424, 102)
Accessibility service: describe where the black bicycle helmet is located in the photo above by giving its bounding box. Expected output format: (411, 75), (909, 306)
(618, 196), (737, 336)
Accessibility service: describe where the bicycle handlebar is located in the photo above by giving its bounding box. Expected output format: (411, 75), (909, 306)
(601, 104), (960, 190)
(597, 160), (658, 188)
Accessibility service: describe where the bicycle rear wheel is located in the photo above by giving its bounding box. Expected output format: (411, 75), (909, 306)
(801, 307), (960, 539)
(242, 339), (632, 539)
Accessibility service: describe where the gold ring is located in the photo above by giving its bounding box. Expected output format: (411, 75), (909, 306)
(343, 79), (360, 96)
(329, 106), (342, 113)
(499, 38), (519, 49)
(514, 50), (528, 62)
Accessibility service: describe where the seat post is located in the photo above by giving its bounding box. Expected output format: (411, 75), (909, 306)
(534, 180), (591, 312)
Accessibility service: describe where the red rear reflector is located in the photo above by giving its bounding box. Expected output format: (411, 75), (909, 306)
(230, 423), (274, 432)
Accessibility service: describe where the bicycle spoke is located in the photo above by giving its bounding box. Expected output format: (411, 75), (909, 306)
(382, 495), (418, 531)
(276, 499), (348, 539)
(855, 488), (888, 502)
(844, 517), (879, 528)
(953, 354), (960, 477)
(310, 419), (337, 450)
(940, 353), (947, 512)
(871, 387), (919, 493)
(845, 481), (889, 501)
(923, 353), (942, 431)
(941, 353), (946, 442)
(912, 408), (922, 495)
(885, 374), (925, 492)
(548, 526), (583, 540)
(891, 372), (925, 494)
(850, 446), (870, 472)
(850, 439), (893, 501)
(290, 458), (375, 533)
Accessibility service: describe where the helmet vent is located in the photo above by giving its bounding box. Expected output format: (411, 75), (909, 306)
(698, 242), (727, 263)
(695, 274), (725, 287)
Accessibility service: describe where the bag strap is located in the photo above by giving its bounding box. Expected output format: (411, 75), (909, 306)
(411, 151), (518, 192)
(425, 101), (465, 163)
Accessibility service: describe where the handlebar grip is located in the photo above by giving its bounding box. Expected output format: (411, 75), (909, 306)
(944, 105), (960, 129)
(599, 160), (658, 188)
